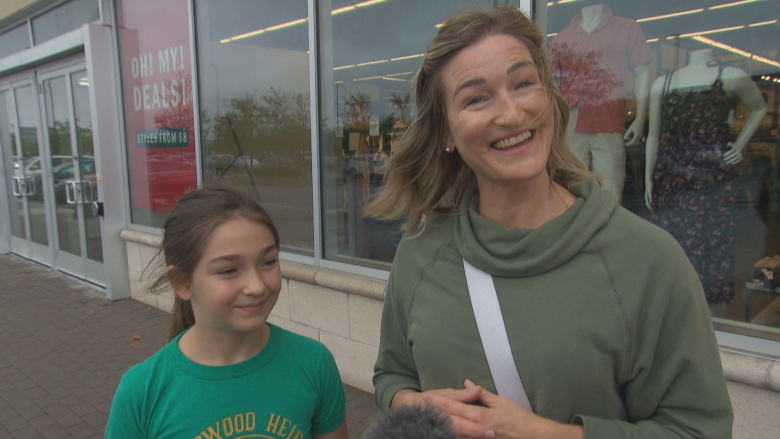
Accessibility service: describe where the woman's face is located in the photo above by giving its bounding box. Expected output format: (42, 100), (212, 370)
(441, 34), (553, 193)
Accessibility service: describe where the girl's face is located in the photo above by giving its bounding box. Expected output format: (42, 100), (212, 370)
(441, 34), (553, 193)
(176, 217), (281, 336)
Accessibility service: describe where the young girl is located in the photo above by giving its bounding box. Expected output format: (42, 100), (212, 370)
(106, 186), (348, 439)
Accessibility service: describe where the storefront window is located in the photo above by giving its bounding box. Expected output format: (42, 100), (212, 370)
(0, 24), (31, 59)
(116, 0), (198, 228)
(539, 0), (780, 339)
(318, 0), (529, 270)
(32, 0), (99, 45)
(195, 0), (314, 255)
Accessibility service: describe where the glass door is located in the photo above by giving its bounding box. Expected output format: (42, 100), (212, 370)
(0, 79), (52, 263)
(39, 65), (104, 285)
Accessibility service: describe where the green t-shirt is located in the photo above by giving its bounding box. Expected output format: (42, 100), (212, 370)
(106, 324), (345, 439)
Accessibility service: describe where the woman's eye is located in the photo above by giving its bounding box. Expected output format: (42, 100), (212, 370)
(466, 96), (486, 106)
(517, 80), (534, 89)
(262, 258), (279, 268)
(218, 268), (237, 276)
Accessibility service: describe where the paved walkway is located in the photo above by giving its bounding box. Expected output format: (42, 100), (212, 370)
(0, 254), (381, 438)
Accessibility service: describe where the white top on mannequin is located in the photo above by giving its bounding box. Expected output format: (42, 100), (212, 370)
(572, 3), (652, 145)
(580, 4), (606, 35)
(644, 48), (767, 209)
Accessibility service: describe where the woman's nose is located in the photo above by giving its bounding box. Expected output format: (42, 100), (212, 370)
(494, 92), (522, 127)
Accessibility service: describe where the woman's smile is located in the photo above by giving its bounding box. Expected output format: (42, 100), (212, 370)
(492, 130), (534, 150)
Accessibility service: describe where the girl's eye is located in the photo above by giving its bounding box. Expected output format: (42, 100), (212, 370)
(261, 258), (279, 268)
(217, 268), (237, 276)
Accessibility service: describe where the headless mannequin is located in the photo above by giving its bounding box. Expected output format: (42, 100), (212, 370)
(644, 48), (767, 208)
(563, 4), (652, 204)
(579, 4), (604, 34)
(578, 4), (651, 147)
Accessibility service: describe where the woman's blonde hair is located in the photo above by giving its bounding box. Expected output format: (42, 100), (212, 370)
(364, 6), (588, 231)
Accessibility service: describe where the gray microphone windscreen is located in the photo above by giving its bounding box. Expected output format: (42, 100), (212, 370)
(362, 404), (457, 439)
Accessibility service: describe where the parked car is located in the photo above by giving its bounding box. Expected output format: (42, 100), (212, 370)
(346, 151), (388, 181)
(14, 155), (73, 199)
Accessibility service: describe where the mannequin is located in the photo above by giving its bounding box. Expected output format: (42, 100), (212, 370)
(645, 48), (767, 206)
(644, 48), (767, 304)
(551, 3), (653, 204)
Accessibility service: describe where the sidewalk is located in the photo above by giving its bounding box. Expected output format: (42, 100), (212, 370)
(0, 254), (381, 438)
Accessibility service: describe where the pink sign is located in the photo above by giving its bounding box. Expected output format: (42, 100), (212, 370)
(117, 0), (197, 213)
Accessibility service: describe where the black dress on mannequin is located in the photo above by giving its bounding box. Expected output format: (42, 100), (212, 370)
(650, 65), (737, 304)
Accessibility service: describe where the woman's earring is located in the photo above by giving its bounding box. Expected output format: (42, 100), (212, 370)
(445, 146), (452, 152)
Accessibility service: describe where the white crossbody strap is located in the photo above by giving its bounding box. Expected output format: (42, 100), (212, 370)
(463, 258), (532, 411)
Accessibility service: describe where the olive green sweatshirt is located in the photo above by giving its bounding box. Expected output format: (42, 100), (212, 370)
(373, 178), (732, 438)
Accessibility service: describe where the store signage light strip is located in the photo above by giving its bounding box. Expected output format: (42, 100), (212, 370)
(693, 36), (780, 68)
(220, 0), (390, 43)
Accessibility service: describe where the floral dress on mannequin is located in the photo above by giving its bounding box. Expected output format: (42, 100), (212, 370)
(650, 64), (738, 304)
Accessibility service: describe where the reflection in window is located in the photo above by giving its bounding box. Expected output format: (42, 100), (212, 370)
(540, 0), (780, 339)
(318, 0), (527, 269)
(195, 0), (314, 255)
(31, 0), (100, 45)
(0, 24), (31, 59)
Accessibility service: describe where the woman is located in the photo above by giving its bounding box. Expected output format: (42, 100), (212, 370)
(365, 7), (732, 439)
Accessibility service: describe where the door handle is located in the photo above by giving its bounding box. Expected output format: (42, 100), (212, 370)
(24, 177), (35, 196)
(81, 180), (95, 203)
(11, 177), (21, 197)
(65, 180), (79, 204)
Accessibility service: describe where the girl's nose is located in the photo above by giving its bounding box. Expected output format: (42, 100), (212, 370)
(244, 270), (267, 295)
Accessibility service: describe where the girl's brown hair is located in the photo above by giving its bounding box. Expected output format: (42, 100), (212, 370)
(364, 6), (588, 231)
(146, 185), (280, 340)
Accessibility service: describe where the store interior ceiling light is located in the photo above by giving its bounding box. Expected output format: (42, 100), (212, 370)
(547, 0), (582, 5)
(675, 24), (749, 38)
(709, 0), (762, 10)
(335, 54), (422, 72)
(636, 8), (704, 23)
(693, 35), (780, 68)
(220, 0), (776, 79)
(220, 0), (390, 43)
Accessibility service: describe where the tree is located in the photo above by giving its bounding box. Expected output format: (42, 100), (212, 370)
(345, 92), (372, 129)
(389, 92), (411, 129)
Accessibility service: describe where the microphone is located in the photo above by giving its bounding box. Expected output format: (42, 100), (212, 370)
(362, 404), (457, 439)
